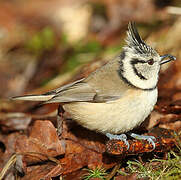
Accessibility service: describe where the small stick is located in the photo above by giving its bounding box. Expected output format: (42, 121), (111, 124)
(106, 130), (177, 155)
(57, 105), (65, 136)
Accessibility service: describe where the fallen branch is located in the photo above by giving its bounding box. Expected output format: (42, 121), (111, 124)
(106, 128), (178, 155)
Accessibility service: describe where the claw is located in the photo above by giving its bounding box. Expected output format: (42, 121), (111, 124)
(146, 136), (156, 149)
(129, 133), (156, 149)
(106, 133), (130, 150)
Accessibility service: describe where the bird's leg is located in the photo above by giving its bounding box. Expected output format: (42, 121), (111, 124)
(129, 133), (156, 149)
(106, 133), (130, 149)
(57, 105), (65, 137)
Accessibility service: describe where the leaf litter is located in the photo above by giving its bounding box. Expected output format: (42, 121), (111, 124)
(0, 0), (181, 179)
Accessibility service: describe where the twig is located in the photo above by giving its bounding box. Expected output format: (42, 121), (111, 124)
(106, 129), (177, 155)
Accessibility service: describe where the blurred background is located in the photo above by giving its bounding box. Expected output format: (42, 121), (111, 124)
(0, 1), (181, 179)
(0, 0), (180, 108)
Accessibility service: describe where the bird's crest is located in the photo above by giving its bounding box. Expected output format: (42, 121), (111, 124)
(126, 22), (156, 56)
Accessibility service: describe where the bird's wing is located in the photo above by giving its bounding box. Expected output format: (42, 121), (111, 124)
(46, 54), (129, 103)
(12, 75), (125, 104)
(12, 53), (129, 103)
(12, 78), (96, 103)
(44, 79), (97, 103)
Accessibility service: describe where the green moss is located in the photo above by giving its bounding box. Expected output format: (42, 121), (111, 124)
(104, 43), (124, 54)
(63, 40), (102, 72)
(26, 27), (56, 56)
(126, 151), (181, 179)
(73, 40), (102, 53)
(83, 167), (107, 180)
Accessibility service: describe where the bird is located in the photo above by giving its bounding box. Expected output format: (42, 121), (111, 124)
(12, 22), (176, 149)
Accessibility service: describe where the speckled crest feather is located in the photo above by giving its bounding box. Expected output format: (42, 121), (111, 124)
(126, 22), (156, 56)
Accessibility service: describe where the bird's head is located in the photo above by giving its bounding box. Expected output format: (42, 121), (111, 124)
(118, 22), (176, 90)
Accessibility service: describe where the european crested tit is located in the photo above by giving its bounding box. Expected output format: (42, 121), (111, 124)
(12, 22), (176, 149)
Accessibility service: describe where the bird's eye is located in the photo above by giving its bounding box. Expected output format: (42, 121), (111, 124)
(147, 59), (154, 65)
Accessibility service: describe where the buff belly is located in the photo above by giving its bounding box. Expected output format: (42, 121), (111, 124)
(63, 88), (158, 134)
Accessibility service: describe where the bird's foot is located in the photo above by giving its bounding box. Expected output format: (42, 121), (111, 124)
(129, 133), (156, 149)
(106, 133), (129, 149)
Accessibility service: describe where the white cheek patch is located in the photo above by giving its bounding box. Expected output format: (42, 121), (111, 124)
(121, 56), (159, 90)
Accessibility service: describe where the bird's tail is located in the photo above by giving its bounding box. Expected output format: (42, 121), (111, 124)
(11, 94), (54, 102)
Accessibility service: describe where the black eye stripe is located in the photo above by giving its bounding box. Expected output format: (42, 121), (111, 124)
(131, 58), (146, 65)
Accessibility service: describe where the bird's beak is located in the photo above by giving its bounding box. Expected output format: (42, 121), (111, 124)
(160, 54), (176, 65)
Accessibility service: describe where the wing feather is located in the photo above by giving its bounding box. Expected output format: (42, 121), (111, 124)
(44, 81), (97, 104)
(12, 54), (130, 104)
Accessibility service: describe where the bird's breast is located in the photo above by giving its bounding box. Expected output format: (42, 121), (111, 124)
(63, 88), (158, 134)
